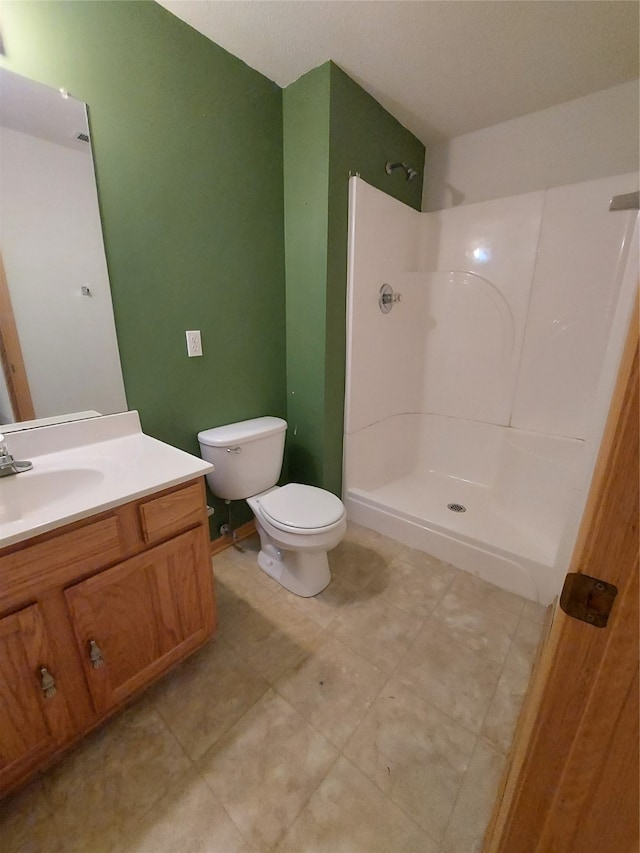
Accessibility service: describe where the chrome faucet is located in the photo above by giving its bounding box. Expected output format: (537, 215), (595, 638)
(0, 434), (33, 477)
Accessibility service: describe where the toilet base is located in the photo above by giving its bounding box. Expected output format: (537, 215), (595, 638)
(256, 543), (331, 597)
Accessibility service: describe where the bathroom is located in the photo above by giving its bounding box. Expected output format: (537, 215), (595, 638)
(0, 1), (638, 851)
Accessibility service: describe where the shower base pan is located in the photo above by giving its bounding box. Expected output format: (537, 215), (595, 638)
(345, 471), (558, 605)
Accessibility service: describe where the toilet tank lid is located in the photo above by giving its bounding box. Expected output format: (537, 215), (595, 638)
(198, 416), (286, 447)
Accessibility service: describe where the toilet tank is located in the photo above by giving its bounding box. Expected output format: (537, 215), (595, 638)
(197, 417), (287, 500)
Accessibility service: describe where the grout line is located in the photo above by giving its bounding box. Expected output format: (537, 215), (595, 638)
(437, 733), (481, 849)
(271, 748), (344, 851)
(196, 757), (265, 851)
(187, 662), (344, 850)
(337, 753), (435, 844)
(334, 671), (447, 848)
(210, 792), (258, 852)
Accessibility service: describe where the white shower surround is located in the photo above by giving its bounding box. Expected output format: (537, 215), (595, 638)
(343, 175), (638, 604)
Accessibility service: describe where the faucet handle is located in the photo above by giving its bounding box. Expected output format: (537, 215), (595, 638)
(0, 433), (33, 475)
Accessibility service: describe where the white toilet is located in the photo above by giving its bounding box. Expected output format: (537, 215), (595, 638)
(197, 417), (346, 597)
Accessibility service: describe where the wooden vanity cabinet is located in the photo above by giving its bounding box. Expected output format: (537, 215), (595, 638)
(0, 478), (216, 799)
(0, 603), (75, 789)
(66, 528), (213, 715)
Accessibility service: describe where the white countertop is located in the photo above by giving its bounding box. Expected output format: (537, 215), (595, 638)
(0, 411), (212, 549)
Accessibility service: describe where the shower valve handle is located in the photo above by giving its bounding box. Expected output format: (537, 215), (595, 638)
(381, 292), (401, 305)
(379, 283), (401, 313)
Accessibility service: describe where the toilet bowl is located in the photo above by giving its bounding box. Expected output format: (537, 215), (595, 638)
(197, 417), (346, 597)
(247, 484), (346, 596)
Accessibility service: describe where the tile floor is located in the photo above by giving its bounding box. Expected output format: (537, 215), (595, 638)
(1, 523), (547, 853)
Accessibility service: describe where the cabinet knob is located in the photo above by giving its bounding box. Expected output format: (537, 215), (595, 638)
(39, 666), (57, 699)
(89, 639), (104, 669)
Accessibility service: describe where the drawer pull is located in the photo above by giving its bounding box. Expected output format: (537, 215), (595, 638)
(39, 666), (57, 699)
(89, 639), (104, 669)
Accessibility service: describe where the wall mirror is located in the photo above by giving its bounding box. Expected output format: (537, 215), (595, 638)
(0, 66), (127, 429)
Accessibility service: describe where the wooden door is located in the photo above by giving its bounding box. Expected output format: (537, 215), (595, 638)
(0, 604), (74, 790)
(485, 295), (639, 852)
(65, 527), (214, 715)
(0, 252), (34, 422)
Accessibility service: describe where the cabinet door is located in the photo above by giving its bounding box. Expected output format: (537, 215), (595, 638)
(65, 527), (215, 715)
(0, 604), (74, 789)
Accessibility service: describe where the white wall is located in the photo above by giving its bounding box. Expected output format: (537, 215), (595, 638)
(0, 127), (127, 420)
(423, 80), (640, 212)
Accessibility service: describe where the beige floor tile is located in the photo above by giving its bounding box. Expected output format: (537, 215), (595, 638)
(215, 583), (263, 641)
(274, 635), (387, 748)
(482, 664), (531, 754)
(219, 536), (284, 594)
(148, 638), (269, 761)
(213, 557), (278, 641)
(214, 556), (278, 608)
(277, 755), (436, 853)
(449, 572), (527, 617)
(440, 739), (506, 853)
(522, 598), (550, 626)
(433, 584), (520, 664)
(115, 766), (254, 853)
(328, 597), (422, 673)
(274, 574), (366, 629)
(224, 592), (323, 683)
(215, 534), (260, 565)
(504, 616), (545, 679)
(395, 625), (502, 733)
(345, 524), (406, 562)
(44, 704), (190, 853)
(328, 537), (390, 588)
(198, 690), (338, 850)
(344, 680), (476, 842)
(365, 555), (457, 620)
(0, 778), (63, 853)
(393, 544), (452, 572)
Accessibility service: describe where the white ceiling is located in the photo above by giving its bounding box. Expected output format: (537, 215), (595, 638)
(157, 0), (639, 145)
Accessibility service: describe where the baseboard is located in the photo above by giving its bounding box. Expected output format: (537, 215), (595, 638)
(210, 520), (256, 555)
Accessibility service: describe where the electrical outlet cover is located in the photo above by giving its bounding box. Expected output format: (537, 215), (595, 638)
(186, 330), (203, 357)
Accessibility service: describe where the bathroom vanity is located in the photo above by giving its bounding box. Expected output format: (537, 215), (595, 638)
(0, 413), (216, 798)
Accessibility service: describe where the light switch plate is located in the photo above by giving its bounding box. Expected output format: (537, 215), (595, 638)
(186, 330), (203, 357)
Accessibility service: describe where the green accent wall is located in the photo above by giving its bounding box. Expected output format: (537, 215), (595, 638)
(283, 62), (424, 495)
(282, 64), (331, 486)
(1, 0), (286, 529)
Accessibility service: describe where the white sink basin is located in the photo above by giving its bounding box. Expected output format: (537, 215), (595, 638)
(0, 467), (105, 522)
(0, 411), (212, 549)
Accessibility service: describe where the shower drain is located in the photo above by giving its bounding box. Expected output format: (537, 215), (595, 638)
(447, 503), (467, 513)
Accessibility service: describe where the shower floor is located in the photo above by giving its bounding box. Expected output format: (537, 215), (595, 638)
(348, 470), (554, 567)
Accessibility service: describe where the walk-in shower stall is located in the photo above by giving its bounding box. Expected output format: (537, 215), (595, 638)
(343, 175), (638, 604)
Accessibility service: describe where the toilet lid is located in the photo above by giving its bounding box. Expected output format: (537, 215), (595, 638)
(259, 484), (345, 531)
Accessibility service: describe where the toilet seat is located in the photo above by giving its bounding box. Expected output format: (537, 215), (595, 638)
(258, 483), (345, 534)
